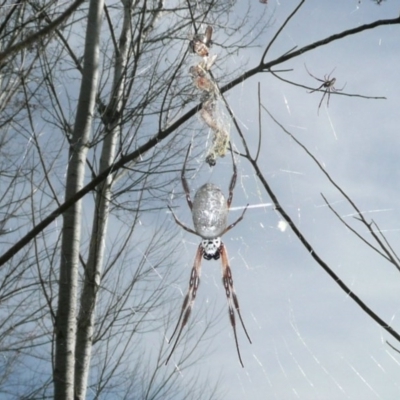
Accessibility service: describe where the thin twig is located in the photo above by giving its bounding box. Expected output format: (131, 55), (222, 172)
(220, 16), (400, 94)
(321, 194), (392, 264)
(269, 69), (386, 100)
(255, 82), (262, 163)
(260, 0), (306, 64)
(371, 219), (400, 265)
(386, 341), (400, 354)
(246, 101), (400, 344)
(0, 0), (86, 65)
(262, 104), (400, 270)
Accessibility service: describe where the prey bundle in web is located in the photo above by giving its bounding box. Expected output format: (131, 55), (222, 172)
(189, 26), (230, 167)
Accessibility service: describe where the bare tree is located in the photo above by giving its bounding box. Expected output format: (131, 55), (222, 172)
(0, 0), (264, 399)
(0, 0), (399, 399)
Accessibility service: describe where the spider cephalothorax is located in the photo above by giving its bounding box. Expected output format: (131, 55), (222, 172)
(166, 144), (251, 367)
(201, 238), (221, 260)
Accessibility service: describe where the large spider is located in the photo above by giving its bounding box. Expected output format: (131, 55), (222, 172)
(166, 145), (251, 367)
(305, 65), (345, 113)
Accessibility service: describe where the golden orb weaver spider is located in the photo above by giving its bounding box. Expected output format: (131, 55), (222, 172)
(166, 145), (251, 367)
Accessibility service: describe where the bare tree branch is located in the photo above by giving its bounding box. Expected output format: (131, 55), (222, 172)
(0, 0), (86, 65)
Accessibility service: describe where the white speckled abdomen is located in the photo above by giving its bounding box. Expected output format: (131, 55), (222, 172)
(192, 183), (228, 239)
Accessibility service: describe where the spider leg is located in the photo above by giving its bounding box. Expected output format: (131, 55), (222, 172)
(220, 243), (251, 368)
(221, 204), (249, 236)
(166, 244), (203, 365)
(168, 205), (200, 237)
(304, 64), (325, 83)
(326, 67), (336, 80)
(318, 90), (328, 113)
(325, 81), (346, 109)
(226, 143), (237, 209)
(307, 82), (325, 94)
(333, 82), (346, 92)
(326, 90), (331, 108)
(182, 145), (193, 210)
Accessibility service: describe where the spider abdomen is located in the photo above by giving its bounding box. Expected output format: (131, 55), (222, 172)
(192, 183), (228, 238)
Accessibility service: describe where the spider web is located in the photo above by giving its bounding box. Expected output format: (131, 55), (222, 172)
(165, 1), (400, 399)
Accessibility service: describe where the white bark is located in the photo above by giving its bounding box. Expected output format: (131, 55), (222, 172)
(54, 0), (104, 398)
(74, 2), (133, 399)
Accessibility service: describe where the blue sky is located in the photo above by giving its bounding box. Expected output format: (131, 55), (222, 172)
(161, 1), (400, 399)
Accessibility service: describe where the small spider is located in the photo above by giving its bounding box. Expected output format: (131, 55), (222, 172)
(166, 144), (251, 367)
(305, 65), (345, 113)
(189, 26), (213, 57)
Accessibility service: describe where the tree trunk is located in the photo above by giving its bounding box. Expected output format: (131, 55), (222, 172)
(74, 1), (132, 398)
(54, 0), (104, 398)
